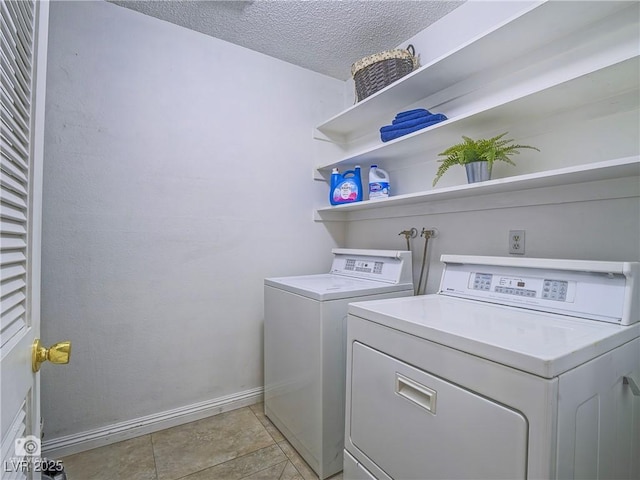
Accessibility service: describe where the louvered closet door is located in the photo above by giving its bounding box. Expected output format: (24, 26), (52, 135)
(1, 1), (49, 478)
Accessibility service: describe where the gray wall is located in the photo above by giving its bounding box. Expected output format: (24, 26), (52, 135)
(41, 0), (344, 441)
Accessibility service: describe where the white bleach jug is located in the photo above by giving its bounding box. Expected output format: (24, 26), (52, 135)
(368, 165), (390, 200)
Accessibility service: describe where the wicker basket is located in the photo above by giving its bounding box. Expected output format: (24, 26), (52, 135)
(351, 45), (418, 102)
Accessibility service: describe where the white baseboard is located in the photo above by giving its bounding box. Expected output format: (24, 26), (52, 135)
(42, 386), (263, 459)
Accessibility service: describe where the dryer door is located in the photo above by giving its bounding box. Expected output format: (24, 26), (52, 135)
(349, 342), (528, 480)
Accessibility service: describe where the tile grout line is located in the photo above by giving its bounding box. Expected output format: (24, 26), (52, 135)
(149, 433), (160, 480)
(248, 403), (309, 480)
(230, 405), (299, 480)
(275, 440), (316, 480)
(157, 407), (272, 480)
(239, 459), (288, 480)
(170, 444), (283, 480)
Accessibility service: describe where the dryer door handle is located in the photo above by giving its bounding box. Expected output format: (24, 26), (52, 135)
(623, 375), (640, 396)
(395, 373), (437, 414)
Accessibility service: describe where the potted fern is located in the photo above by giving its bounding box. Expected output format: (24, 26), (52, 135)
(433, 132), (540, 186)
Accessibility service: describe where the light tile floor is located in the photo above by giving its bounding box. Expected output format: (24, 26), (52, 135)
(60, 403), (344, 480)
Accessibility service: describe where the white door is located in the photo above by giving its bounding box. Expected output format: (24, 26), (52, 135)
(1, 1), (50, 478)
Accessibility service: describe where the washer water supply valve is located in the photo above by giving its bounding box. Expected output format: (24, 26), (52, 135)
(398, 228), (418, 250)
(421, 228), (438, 239)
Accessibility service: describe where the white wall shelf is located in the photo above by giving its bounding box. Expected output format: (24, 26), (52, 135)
(315, 0), (630, 143)
(316, 57), (638, 172)
(313, 1), (639, 223)
(314, 157), (640, 222)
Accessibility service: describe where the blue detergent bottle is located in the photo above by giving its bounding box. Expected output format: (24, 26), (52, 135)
(329, 166), (363, 205)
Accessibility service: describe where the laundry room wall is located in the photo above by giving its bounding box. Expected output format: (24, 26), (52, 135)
(40, 0), (345, 451)
(342, 1), (640, 292)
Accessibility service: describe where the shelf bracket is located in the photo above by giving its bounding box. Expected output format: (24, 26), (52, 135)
(623, 375), (640, 396)
(312, 128), (334, 142)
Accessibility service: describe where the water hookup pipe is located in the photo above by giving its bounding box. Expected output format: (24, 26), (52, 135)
(416, 228), (437, 296)
(399, 227), (437, 295)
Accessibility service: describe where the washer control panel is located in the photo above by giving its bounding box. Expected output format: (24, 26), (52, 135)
(330, 249), (413, 285)
(344, 259), (384, 275)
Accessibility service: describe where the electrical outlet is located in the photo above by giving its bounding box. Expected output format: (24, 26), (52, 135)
(509, 230), (525, 255)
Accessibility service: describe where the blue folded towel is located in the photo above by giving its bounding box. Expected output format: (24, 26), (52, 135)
(392, 110), (434, 124)
(382, 113), (447, 132)
(380, 114), (448, 142)
(395, 108), (431, 119)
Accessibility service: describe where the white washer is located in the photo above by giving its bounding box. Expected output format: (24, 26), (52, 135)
(264, 248), (414, 479)
(344, 255), (640, 480)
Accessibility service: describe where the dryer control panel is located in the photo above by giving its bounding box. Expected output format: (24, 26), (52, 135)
(439, 255), (639, 325)
(470, 272), (574, 302)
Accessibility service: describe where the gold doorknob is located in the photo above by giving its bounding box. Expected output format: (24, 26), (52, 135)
(32, 339), (71, 372)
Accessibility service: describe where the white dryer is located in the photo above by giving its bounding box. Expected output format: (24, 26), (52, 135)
(264, 248), (414, 479)
(344, 255), (640, 480)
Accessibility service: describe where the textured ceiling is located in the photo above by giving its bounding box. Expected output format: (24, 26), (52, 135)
(107, 0), (464, 80)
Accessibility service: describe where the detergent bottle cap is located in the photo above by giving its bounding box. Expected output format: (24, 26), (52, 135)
(371, 164), (378, 168)
(332, 168), (339, 173)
